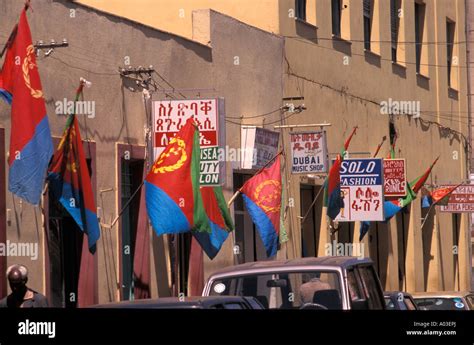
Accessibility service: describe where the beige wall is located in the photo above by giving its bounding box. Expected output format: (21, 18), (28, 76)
(76, 0), (281, 38)
(1, 0), (469, 301)
(0, 0), (284, 303)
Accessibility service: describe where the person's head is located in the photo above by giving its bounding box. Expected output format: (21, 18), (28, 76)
(6, 264), (28, 294)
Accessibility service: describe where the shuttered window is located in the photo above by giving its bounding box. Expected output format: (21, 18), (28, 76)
(390, 0), (399, 62)
(295, 0), (307, 21)
(363, 0), (371, 50)
(332, 0), (342, 36)
(446, 20), (455, 87)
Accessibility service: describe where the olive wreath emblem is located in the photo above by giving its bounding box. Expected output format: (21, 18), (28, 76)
(254, 179), (281, 213)
(153, 137), (187, 174)
(22, 45), (43, 99)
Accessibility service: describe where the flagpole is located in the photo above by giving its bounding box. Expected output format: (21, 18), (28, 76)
(108, 180), (145, 229)
(372, 136), (386, 158)
(300, 176), (327, 224)
(227, 149), (283, 207)
(420, 203), (434, 230)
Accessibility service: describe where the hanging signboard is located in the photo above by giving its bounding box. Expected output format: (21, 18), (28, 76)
(383, 158), (406, 197)
(290, 131), (328, 174)
(240, 126), (279, 169)
(152, 98), (225, 186)
(336, 158), (385, 222)
(439, 185), (474, 213)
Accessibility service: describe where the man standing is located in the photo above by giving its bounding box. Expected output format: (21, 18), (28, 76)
(0, 264), (48, 308)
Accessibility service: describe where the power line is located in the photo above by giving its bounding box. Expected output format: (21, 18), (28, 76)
(226, 108), (282, 119)
(285, 68), (470, 147)
(48, 55), (118, 76)
(284, 35), (474, 46)
(288, 36), (472, 69)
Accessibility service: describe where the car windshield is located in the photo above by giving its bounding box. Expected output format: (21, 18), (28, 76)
(414, 297), (468, 310)
(209, 271), (342, 309)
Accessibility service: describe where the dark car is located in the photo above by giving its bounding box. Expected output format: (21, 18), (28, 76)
(412, 292), (474, 310)
(91, 296), (264, 309)
(384, 291), (417, 310)
(203, 256), (386, 310)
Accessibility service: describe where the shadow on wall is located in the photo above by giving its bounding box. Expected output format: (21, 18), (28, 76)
(58, 0), (213, 62)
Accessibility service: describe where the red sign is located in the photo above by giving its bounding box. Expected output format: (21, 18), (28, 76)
(383, 159), (406, 197)
(439, 185), (474, 213)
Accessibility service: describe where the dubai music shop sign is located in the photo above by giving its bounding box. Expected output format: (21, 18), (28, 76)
(335, 158), (385, 222)
(153, 98), (225, 186)
(290, 131), (328, 174)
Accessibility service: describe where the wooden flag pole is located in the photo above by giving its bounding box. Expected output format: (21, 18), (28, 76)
(227, 149), (284, 207)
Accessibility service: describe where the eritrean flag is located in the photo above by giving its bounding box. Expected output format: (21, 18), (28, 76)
(0, 8), (53, 205)
(145, 118), (210, 236)
(360, 157), (439, 241)
(324, 127), (358, 220)
(193, 186), (234, 260)
(422, 183), (462, 207)
(47, 83), (100, 252)
(241, 155), (281, 257)
(384, 157), (439, 220)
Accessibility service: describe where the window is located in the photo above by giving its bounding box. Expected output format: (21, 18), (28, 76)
(300, 185), (323, 257)
(363, 0), (371, 50)
(210, 271), (342, 309)
(357, 266), (384, 309)
(414, 2), (427, 75)
(295, 0), (307, 21)
(347, 269), (363, 303)
(390, 0), (401, 62)
(332, 0), (342, 36)
(446, 20), (455, 87)
(120, 158), (144, 300)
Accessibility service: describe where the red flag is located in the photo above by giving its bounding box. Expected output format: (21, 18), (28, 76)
(241, 156), (281, 257)
(431, 184), (461, 206)
(0, 8), (53, 204)
(412, 157), (439, 194)
(344, 126), (358, 152)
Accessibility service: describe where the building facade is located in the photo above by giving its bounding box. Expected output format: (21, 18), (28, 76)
(0, 0), (471, 306)
(76, 0), (472, 293)
(0, 0), (284, 305)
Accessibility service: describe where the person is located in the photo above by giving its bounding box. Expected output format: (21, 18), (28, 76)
(0, 264), (49, 308)
(299, 277), (332, 305)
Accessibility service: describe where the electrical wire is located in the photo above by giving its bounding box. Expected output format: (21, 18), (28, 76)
(288, 36), (472, 69)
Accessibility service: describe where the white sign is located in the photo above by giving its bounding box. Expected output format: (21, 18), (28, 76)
(240, 127), (279, 169)
(153, 98), (225, 186)
(290, 131), (328, 174)
(336, 158), (385, 222)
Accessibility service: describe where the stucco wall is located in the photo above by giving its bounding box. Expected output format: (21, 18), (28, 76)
(0, 0), (284, 303)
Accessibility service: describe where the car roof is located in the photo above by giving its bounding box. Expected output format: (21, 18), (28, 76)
(91, 296), (253, 308)
(384, 291), (413, 298)
(208, 256), (373, 277)
(411, 291), (474, 298)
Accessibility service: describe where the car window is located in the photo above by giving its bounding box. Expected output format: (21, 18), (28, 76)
(466, 295), (474, 310)
(414, 298), (467, 310)
(356, 266), (384, 309)
(209, 270), (342, 309)
(347, 269), (363, 303)
(404, 297), (417, 310)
